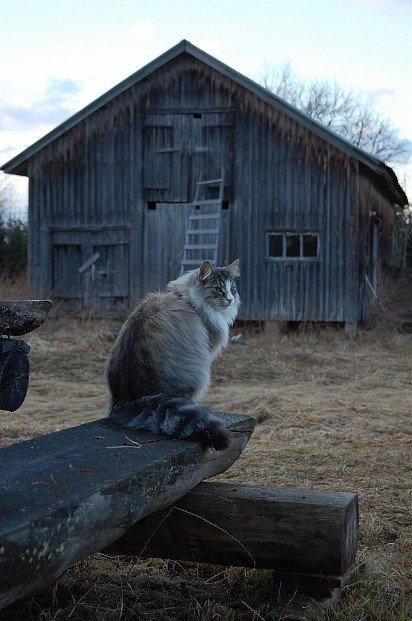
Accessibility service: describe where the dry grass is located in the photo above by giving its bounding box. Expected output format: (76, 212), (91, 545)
(1, 304), (411, 619)
(0, 270), (29, 301)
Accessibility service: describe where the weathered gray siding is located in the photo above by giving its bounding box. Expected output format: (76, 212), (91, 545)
(25, 54), (396, 322)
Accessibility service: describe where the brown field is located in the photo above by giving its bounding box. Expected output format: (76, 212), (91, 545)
(1, 281), (411, 619)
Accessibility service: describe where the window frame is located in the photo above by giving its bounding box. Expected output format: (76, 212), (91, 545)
(265, 230), (321, 262)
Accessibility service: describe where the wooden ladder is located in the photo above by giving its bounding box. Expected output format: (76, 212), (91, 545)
(180, 171), (224, 275)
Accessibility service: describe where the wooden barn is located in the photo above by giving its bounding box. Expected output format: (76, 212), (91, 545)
(2, 40), (407, 329)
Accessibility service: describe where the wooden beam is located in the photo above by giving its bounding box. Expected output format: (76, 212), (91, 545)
(0, 300), (52, 336)
(0, 413), (254, 610)
(105, 482), (358, 585)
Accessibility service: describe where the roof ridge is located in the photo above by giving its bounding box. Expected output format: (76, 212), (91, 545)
(1, 39), (407, 205)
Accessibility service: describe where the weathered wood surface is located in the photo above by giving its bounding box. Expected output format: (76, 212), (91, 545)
(0, 412), (254, 610)
(105, 482), (358, 583)
(4, 44), (403, 320)
(0, 300), (52, 336)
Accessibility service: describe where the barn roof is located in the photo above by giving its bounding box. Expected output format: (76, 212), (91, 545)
(1, 39), (407, 205)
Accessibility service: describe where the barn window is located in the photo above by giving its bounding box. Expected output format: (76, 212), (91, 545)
(286, 235), (300, 257)
(266, 232), (319, 260)
(268, 234), (283, 257)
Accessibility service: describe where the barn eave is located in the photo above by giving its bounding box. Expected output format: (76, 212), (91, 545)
(1, 39), (408, 206)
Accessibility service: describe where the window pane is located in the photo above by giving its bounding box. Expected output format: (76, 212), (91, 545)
(268, 234), (283, 257)
(286, 235), (300, 257)
(303, 234), (318, 257)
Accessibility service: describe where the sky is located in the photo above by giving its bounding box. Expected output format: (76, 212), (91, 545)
(1, 0), (411, 212)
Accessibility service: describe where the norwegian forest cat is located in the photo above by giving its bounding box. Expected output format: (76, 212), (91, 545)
(106, 259), (241, 450)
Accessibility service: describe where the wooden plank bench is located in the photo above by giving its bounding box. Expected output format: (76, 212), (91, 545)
(0, 413), (254, 610)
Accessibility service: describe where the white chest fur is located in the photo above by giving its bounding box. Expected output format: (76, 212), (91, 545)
(189, 291), (239, 361)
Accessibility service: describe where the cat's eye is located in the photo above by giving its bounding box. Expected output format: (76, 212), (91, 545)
(230, 284), (236, 293)
(213, 287), (222, 293)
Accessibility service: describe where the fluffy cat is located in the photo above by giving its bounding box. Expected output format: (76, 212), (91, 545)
(106, 259), (240, 450)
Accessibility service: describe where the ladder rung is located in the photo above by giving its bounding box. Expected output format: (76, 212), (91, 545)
(184, 244), (217, 250)
(180, 172), (224, 274)
(196, 178), (223, 186)
(192, 199), (221, 206)
(187, 229), (219, 234)
(189, 214), (220, 221)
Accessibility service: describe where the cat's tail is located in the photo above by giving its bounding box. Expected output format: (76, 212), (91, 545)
(109, 395), (230, 451)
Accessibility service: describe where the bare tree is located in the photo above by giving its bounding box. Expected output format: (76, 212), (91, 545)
(261, 63), (411, 164)
(0, 172), (27, 276)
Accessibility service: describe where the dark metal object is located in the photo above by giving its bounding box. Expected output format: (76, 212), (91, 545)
(0, 338), (30, 411)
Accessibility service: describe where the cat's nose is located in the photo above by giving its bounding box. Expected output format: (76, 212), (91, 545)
(226, 297), (233, 304)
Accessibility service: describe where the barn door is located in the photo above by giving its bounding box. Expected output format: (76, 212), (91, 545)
(190, 111), (234, 193)
(143, 114), (190, 203)
(143, 202), (192, 292)
(90, 243), (129, 310)
(51, 230), (130, 310)
(143, 111), (234, 203)
(52, 244), (83, 308)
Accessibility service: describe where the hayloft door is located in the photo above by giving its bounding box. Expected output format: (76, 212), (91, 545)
(143, 111), (234, 203)
(143, 114), (190, 203)
(190, 111), (234, 193)
(142, 110), (234, 287)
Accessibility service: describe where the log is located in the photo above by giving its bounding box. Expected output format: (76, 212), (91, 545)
(105, 482), (358, 587)
(0, 412), (254, 610)
(0, 300), (52, 336)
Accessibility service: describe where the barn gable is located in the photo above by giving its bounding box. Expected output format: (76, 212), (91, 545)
(1, 41), (407, 324)
(1, 40), (407, 207)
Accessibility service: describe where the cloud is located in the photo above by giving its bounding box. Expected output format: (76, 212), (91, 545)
(366, 87), (396, 100)
(0, 144), (17, 155)
(0, 77), (82, 131)
(193, 37), (224, 56)
(0, 101), (69, 129)
(129, 21), (155, 44)
(343, 0), (409, 4)
(343, 0), (386, 3)
(44, 78), (82, 99)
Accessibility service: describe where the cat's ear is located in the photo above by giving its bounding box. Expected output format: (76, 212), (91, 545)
(199, 260), (213, 282)
(226, 259), (240, 279)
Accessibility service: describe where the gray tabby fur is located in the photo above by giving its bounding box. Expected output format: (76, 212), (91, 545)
(106, 260), (240, 450)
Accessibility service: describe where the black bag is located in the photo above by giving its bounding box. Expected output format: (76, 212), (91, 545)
(0, 339), (30, 411)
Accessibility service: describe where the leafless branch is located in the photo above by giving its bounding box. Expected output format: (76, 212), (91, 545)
(259, 62), (411, 165)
